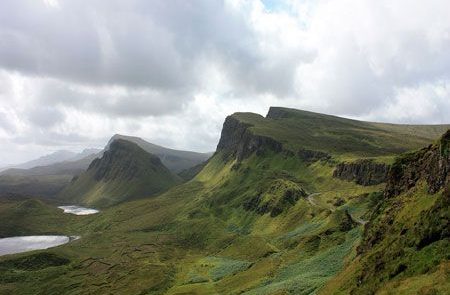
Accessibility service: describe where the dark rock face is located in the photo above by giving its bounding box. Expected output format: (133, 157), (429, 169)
(333, 159), (389, 186)
(216, 116), (282, 161)
(385, 130), (450, 197)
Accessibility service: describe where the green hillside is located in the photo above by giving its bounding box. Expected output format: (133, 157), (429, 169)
(0, 107), (448, 294)
(59, 139), (181, 208)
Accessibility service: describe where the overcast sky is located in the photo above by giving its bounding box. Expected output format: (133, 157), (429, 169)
(1, 0), (450, 166)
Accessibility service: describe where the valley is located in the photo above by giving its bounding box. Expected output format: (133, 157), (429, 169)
(0, 107), (448, 295)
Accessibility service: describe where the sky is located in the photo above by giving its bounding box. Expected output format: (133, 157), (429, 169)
(0, 0), (450, 166)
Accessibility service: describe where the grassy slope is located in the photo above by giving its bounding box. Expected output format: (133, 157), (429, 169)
(0, 108), (448, 294)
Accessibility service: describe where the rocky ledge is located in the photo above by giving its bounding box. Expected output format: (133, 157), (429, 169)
(333, 159), (389, 186)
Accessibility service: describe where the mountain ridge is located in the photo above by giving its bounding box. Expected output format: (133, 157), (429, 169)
(107, 134), (212, 173)
(59, 139), (181, 207)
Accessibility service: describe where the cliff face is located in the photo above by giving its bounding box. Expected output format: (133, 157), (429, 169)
(347, 130), (450, 294)
(333, 159), (389, 186)
(216, 116), (282, 161)
(385, 130), (450, 197)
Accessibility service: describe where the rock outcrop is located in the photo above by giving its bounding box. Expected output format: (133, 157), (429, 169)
(385, 130), (450, 197)
(216, 116), (282, 161)
(348, 130), (450, 294)
(333, 159), (389, 186)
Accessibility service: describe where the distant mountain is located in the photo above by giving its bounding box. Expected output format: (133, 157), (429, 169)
(107, 134), (212, 173)
(68, 148), (102, 162)
(0, 149), (102, 198)
(0, 150), (76, 171)
(0, 152), (100, 177)
(0, 148), (102, 172)
(59, 139), (181, 207)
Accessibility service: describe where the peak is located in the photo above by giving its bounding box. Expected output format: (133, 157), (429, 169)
(109, 138), (144, 152)
(106, 134), (143, 150)
(109, 134), (141, 142)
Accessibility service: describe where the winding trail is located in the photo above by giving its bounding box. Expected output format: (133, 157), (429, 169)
(306, 193), (367, 225)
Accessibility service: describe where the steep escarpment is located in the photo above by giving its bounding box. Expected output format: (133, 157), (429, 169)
(216, 114), (283, 161)
(385, 130), (449, 196)
(333, 159), (389, 186)
(322, 130), (450, 295)
(60, 139), (181, 207)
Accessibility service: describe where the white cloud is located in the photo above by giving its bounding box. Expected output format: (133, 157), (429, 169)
(0, 0), (449, 166)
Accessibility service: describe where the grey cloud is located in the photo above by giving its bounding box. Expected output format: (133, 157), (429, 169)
(0, 112), (15, 133)
(0, 0), (300, 100)
(27, 106), (65, 128)
(37, 79), (187, 118)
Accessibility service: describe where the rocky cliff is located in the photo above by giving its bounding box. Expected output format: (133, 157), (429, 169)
(216, 115), (283, 161)
(385, 130), (449, 196)
(344, 130), (450, 294)
(333, 159), (389, 186)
